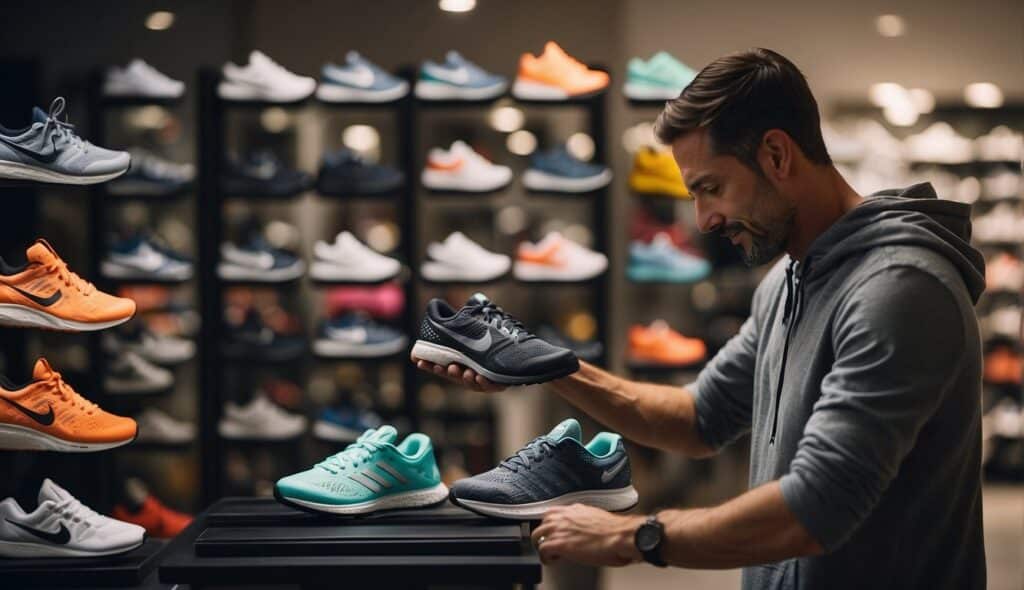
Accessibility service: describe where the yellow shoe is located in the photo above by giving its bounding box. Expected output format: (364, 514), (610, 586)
(629, 147), (689, 199)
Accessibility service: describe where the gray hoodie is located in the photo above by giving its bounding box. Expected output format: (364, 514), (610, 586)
(691, 184), (986, 589)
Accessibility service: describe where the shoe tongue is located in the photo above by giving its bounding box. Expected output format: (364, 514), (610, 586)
(250, 50), (270, 67)
(346, 50), (361, 65)
(33, 358), (55, 381)
(465, 292), (490, 307)
(543, 41), (567, 59)
(446, 51), (465, 66)
(367, 425), (397, 444)
(31, 107), (49, 124)
(27, 240), (59, 266)
(546, 418), (582, 442)
(38, 478), (73, 505)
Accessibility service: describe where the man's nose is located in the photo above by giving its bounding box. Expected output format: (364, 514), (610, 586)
(694, 197), (724, 234)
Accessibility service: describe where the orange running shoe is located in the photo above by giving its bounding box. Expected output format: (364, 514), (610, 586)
(513, 41), (609, 101)
(0, 239), (135, 331)
(113, 495), (192, 538)
(628, 320), (706, 367)
(0, 358), (137, 452)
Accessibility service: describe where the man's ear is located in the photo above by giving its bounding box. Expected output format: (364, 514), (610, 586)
(759, 129), (793, 180)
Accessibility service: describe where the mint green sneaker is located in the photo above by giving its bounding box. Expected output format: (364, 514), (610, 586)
(274, 426), (448, 515)
(624, 51), (697, 100)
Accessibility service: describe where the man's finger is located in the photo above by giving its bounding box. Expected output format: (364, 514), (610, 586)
(539, 541), (563, 564)
(531, 522), (555, 546)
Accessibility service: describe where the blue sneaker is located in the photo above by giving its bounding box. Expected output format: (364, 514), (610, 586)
(101, 234), (193, 281)
(316, 148), (404, 196)
(449, 418), (638, 520)
(522, 146), (612, 193)
(317, 51), (409, 103)
(0, 97), (130, 185)
(628, 233), (711, 283)
(275, 426), (449, 515)
(415, 51), (507, 101)
(313, 312), (407, 358)
(218, 232), (305, 282)
(313, 406), (382, 443)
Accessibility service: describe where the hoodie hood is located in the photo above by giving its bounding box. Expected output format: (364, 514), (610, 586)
(801, 182), (985, 304)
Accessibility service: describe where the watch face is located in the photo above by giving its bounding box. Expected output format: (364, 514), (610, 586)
(636, 524), (661, 552)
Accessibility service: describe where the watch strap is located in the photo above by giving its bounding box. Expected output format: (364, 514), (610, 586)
(641, 514), (667, 567)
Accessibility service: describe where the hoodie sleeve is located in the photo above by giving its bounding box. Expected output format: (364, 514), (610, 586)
(689, 313), (758, 450)
(778, 266), (964, 552)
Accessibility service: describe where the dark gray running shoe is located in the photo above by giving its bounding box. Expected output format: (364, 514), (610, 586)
(412, 293), (578, 385)
(449, 418), (638, 520)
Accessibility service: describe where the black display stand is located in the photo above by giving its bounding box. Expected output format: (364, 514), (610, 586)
(0, 539), (167, 589)
(159, 498), (541, 589)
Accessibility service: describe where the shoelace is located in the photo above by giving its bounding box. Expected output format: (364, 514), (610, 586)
(499, 437), (556, 472)
(44, 256), (95, 296)
(50, 497), (99, 527)
(48, 371), (97, 415)
(41, 97), (86, 153)
(475, 301), (529, 341)
(317, 439), (383, 474)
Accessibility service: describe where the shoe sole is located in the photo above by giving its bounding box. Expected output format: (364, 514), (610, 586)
(217, 82), (314, 103)
(421, 170), (513, 193)
(522, 169), (612, 193)
(623, 82), (680, 101)
(419, 262), (510, 283)
(626, 264), (710, 284)
(451, 486), (639, 521)
(309, 262), (401, 283)
(312, 336), (407, 358)
(0, 160), (128, 186)
(513, 261), (606, 282)
(0, 422), (135, 452)
(414, 80), (507, 101)
(217, 261), (305, 282)
(275, 483), (450, 515)
(411, 340), (578, 385)
(0, 537), (144, 558)
(0, 303), (132, 332)
(316, 82), (409, 103)
(512, 79), (606, 101)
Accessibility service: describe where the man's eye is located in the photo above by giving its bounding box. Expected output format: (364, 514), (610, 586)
(704, 184), (718, 195)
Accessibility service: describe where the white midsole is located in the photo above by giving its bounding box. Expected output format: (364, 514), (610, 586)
(421, 169), (512, 192)
(420, 261), (509, 283)
(0, 160), (127, 186)
(514, 261), (607, 282)
(217, 261), (305, 282)
(411, 340), (571, 385)
(312, 420), (365, 442)
(309, 261), (400, 282)
(101, 261), (193, 281)
(317, 82), (409, 103)
(512, 79), (570, 101)
(0, 423), (133, 452)
(0, 303), (131, 332)
(455, 486), (639, 520)
(217, 82), (314, 103)
(0, 538), (143, 558)
(280, 483), (449, 515)
(623, 81), (681, 100)
(414, 80), (507, 101)
(312, 336), (407, 358)
(522, 169), (612, 193)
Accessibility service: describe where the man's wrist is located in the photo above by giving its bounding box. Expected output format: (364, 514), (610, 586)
(614, 514), (646, 563)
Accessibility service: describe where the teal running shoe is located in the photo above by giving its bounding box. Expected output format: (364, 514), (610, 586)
(628, 233), (711, 283)
(624, 52), (697, 100)
(274, 426), (448, 515)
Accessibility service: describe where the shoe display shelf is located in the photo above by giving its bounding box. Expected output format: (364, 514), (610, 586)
(158, 497), (541, 589)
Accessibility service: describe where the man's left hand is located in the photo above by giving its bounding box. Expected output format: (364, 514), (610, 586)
(530, 504), (645, 566)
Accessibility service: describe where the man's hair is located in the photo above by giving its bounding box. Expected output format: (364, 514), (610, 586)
(653, 48), (831, 170)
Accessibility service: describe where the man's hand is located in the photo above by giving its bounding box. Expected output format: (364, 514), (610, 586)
(530, 504), (644, 567)
(411, 353), (507, 393)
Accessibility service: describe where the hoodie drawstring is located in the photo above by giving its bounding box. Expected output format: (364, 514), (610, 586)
(770, 259), (804, 446)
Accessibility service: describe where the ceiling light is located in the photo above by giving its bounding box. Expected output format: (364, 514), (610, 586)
(964, 82), (1004, 108)
(342, 124), (381, 152)
(566, 132), (595, 161)
(875, 14), (905, 38)
(507, 130), (537, 155)
(439, 0), (475, 13)
(489, 104), (525, 132)
(259, 107), (290, 133)
(145, 11), (175, 31)
(908, 88), (935, 114)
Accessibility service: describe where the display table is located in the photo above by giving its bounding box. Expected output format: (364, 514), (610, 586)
(159, 497), (542, 589)
(0, 538), (167, 588)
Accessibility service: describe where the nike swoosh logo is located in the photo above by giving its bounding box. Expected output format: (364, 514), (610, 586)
(0, 135), (59, 164)
(6, 519), (70, 545)
(1, 396), (56, 426)
(601, 457), (628, 483)
(429, 319), (492, 352)
(326, 64), (374, 88)
(4, 284), (62, 307)
(425, 64), (470, 86)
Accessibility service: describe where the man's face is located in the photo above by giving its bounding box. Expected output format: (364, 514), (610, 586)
(671, 129), (795, 267)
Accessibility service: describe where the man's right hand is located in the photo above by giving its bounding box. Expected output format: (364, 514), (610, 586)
(412, 354), (508, 393)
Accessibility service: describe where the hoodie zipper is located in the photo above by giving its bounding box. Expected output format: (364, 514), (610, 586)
(770, 259), (803, 446)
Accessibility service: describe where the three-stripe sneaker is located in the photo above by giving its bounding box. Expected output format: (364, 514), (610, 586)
(449, 418), (638, 520)
(274, 426), (448, 515)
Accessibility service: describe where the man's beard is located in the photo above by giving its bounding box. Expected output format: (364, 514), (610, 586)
(722, 179), (795, 267)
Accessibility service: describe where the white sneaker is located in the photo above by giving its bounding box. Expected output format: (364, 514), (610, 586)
(310, 231), (402, 282)
(981, 169), (1021, 200)
(975, 126), (1023, 162)
(103, 328), (195, 365)
(134, 408), (195, 445)
(973, 203), (1024, 244)
(218, 241), (305, 282)
(0, 479), (145, 558)
(904, 122), (973, 164)
(421, 232), (511, 282)
(104, 351), (174, 395)
(103, 59), (184, 99)
(218, 51), (316, 102)
(421, 141), (512, 192)
(982, 306), (1022, 340)
(514, 232), (607, 282)
(218, 393), (307, 440)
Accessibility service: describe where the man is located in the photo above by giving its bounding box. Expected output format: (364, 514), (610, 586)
(414, 48), (987, 589)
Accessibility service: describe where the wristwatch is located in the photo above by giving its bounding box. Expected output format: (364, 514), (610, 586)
(634, 514), (667, 567)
